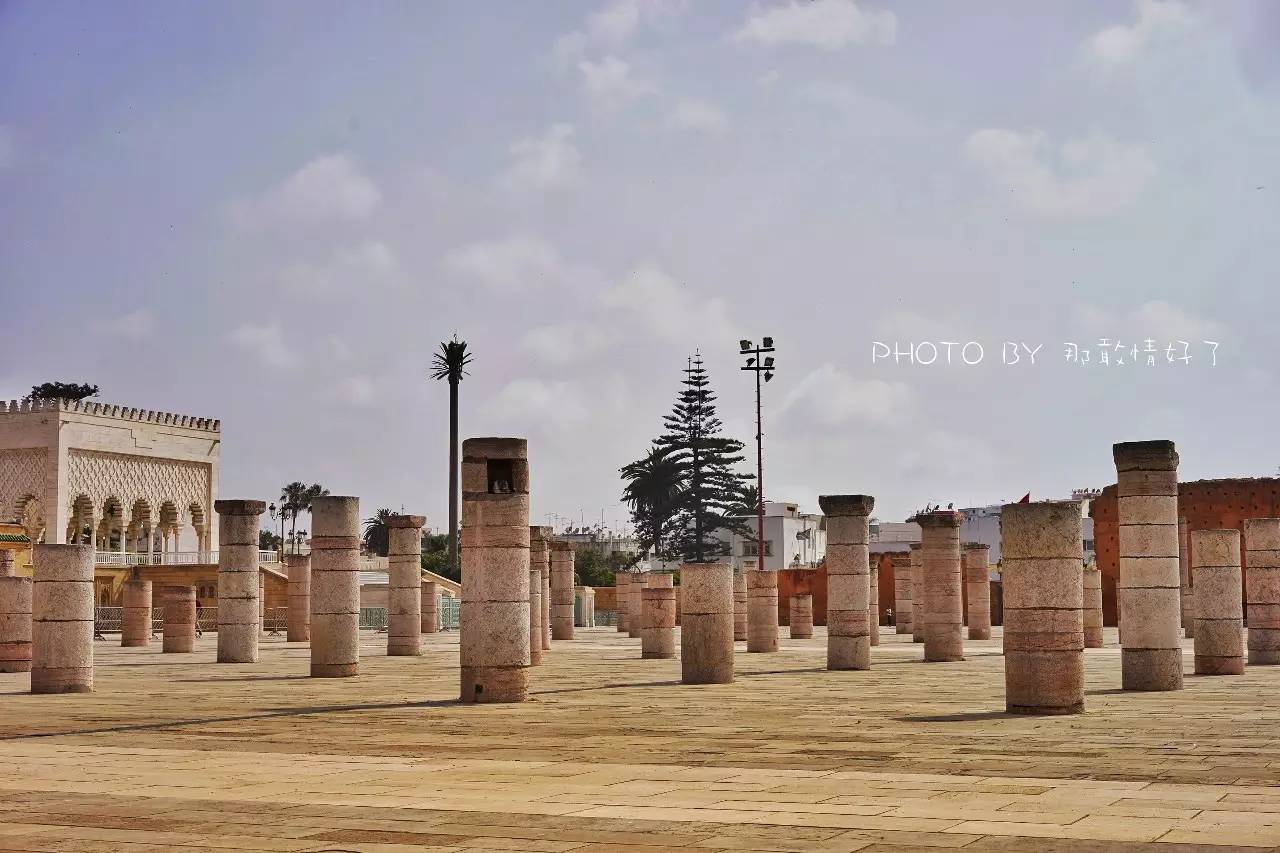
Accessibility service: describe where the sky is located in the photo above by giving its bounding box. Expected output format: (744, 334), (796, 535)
(2, 0), (1278, 532)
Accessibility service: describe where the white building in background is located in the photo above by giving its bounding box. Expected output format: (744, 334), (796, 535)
(722, 501), (826, 572)
(958, 489), (1098, 564)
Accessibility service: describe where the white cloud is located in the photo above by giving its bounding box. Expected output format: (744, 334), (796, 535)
(1086, 0), (1195, 67)
(228, 323), (299, 371)
(327, 375), (377, 407)
(442, 235), (565, 290)
(778, 363), (914, 428)
(578, 56), (655, 104)
(498, 124), (583, 193)
(280, 240), (397, 296)
(481, 379), (590, 429)
(115, 308), (155, 340)
(551, 30), (589, 71)
(520, 324), (613, 365)
(668, 99), (730, 133)
(964, 128), (1156, 219)
(1132, 300), (1225, 342)
(600, 265), (735, 343)
(587, 0), (643, 46)
(230, 154), (380, 228)
(0, 126), (14, 169)
(732, 0), (896, 50)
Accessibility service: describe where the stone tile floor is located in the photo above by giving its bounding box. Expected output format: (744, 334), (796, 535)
(2, 626), (1280, 851)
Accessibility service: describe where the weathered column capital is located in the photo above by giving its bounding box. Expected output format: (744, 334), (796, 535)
(386, 514), (426, 529)
(819, 494), (874, 517)
(1113, 439), (1178, 471)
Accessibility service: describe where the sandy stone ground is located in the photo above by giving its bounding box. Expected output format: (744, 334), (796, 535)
(3, 626), (1280, 851)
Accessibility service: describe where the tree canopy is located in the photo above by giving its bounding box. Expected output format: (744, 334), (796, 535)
(29, 382), (99, 402)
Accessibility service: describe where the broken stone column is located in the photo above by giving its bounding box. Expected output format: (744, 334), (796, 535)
(1245, 518), (1280, 665)
(627, 572), (649, 639)
(529, 527), (550, 664)
(1114, 440), (1183, 691)
(31, 544), (94, 694)
(820, 494), (872, 671)
(1179, 517), (1194, 639)
(215, 499), (265, 664)
(910, 543), (925, 643)
(920, 511), (964, 663)
(0, 550), (32, 673)
(310, 495), (361, 678)
(460, 437), (530, 703)
(892, 552), (912, 635)
(162, 585), (196, 653)
(387, 514), (425, 657)
(1192, 529), (1244, 676)
(1002, 500), (1085, 715)
(286, 553), (310, 642)
(733, 573), (747, 641)
(963, 543), (992, 640)
(421, 581), (439, 633)
(551, 541), (575, 640)
(790, 593), (814, 639)
(121, 578), (152, 648)
(574, 585), (592, 627)
(1083, 562), (1104, 649)
(615, 572), (631, 633)
(680, 562), (734, 684)
(641, 573), (676, 659)
(746, 569), (779, 652)
(869, 561), (880, 646)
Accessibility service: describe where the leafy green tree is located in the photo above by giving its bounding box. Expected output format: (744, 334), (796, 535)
(421, 530), (460, 582)
(29, 382), (99, 402)
(574, 547), (639, 587)
(362, 508), (394, 557)
(258, 529), (282, 551)
(431, 335), (473, 579)
(620, 444), (683, 563)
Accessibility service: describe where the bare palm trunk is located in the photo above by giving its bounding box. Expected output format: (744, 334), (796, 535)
(447, 379), (459, 576)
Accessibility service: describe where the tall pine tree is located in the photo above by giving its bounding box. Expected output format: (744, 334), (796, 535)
(656, 353), (753, 563)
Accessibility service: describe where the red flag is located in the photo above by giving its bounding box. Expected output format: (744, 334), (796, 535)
(1018, 492), (1031, 503)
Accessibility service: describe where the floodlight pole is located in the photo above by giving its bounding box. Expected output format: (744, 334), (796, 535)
(740, 337), (777, 571)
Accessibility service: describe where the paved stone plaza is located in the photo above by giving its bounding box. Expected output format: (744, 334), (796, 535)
(3, 627), (1280, 851)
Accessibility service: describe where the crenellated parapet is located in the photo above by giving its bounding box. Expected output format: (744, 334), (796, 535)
(0, 399), (219, 432)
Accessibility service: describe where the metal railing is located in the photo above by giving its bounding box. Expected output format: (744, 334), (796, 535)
(440, 595), (460, 630)
(93, 550), (280, 566)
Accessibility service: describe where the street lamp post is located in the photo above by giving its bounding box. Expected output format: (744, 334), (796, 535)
(739, 337), (776, 571)
(268, 502), (285, 558)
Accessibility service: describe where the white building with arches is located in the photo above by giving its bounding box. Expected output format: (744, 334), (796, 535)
(0, 398), (220, 559)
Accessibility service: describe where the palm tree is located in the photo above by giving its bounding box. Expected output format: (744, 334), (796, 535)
(362, 508), (395, 557)
(431, 335), (473, 578)
(279, 481), (329, 553)
(620, 444), (684, 564)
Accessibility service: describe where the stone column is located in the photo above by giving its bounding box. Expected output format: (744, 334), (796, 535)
(587, 587), (596, 627)
(1083, 562), (1104, 648)
(541, 557), (551, 652)
(963, 543), (992, 640)
(892, 552), (912, 635)
(310, 495), (361, 678)
(868, 561), (880, 646)
(820, 494), (872, 671)
(615, 573), (631, 633)
(0, 550), (32, 673)
(286, 553), (310, 642)
(121, 578), (152, 647)
(746, 569), (779, 653)
(1192, 529), (1244, 676)
(386, 514), (425, 657)
(421, 581), (439, 633)
(529, 527), (550, 664)
(641, 573), (676, 659)
(680, 562), (734, 684)
(732, 573), (747, 641)
(162, 585), (196, 653)
(31, 544), (94, 694)
(459, 437), (530, 703)
(215, 500), (265, 664)
(919, 511), (964, 663)
(1179, 517), (1194, 639)
(790, 593), (813, 639)
(1245, 518), (1280, 665)
(1002, 500), (1085, 715)
(574, 585), (589, 627)
(909, 543), (925, 643)
(259, 573), (266, 633)
(551, 541), (575, 640)
(627, 572), (648, 639)
(1114, 440), (1183, 692)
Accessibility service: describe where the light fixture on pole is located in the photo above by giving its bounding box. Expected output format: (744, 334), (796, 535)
(740, 336), (777, 570)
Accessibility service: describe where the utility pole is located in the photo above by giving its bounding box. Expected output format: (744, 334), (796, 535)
(739, 337), (777, 570)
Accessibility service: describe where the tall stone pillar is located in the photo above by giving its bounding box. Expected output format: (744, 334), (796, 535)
(0, 550), (33, 673)
(541, 548), (551, 652)
(286, 553), (310, 642)
(868, 561), (880, 646)
(121, 578), (152, 647)
(919, 511), (964, 662)
(162, 585), (197, 653)
(627, 572), (648, 639)
(1191, 529), (1243, 676)
(963, 543), (992, 640)
(892, 552), (912, 635)
(421, 581), (439, 633)
(746, 569), (779, 652)
(909, 543), (925, 643)
(615, 573), (631, 633)
(386, 514), (425, 657)
(550, 541), (575, 640)
(31, 544), (94, 694)
(586, 587), (596, 627)
(641, 573), (676, 659)
(310, 496), (361, 678)
(1083, 562), (1104, 648)
(790, 593), (813, 639)
(459, 437), (530, 703)
(574, 585), (591, 627)
(1179, 517), (1194, 639)
(1245, 518), (1280, 665)
(215, 500), (265, 664)
(259, 573), (266, 633)
(529, 527), (550, 664)
(680, 562), (734, 684)
(820, 494), (872, 671)
(1002, 500), (1085, 715)
(1114, 440), (1183, 691)
(732, 573), (747, 641)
